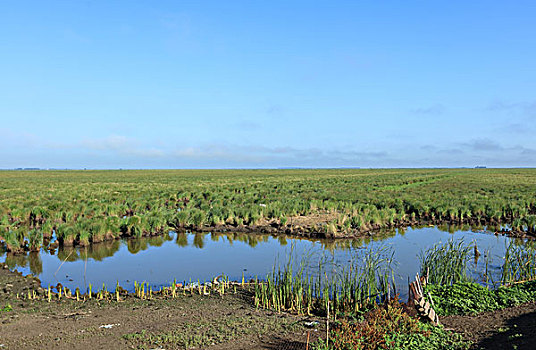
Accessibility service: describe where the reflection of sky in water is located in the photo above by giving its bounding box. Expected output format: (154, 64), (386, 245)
(0, 227), (519, 298)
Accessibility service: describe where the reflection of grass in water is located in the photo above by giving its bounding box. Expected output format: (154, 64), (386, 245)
(246, 235), (259, 247)
(193, 233), (205, 249)
(4, 240), (122, 273)
(146, 232), (173, 247)
(431, 222), (490, 234)
(227, 232), (268, 247)
(176, 232), (188, 247)
(169, 231), (400, 252)
(58, 240), (122, 262)
(86, 240), (121, 261)
(210, 232), (220, 242)
(57, 248), (80, 262)
(5, 252), (28, 270)
(127, 239), (149, 254)
(28, 251), (42, 275)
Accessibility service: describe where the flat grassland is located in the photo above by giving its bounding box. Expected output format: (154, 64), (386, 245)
(1, 168), (536, 253)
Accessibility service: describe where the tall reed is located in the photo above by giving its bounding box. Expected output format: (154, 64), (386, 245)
(419, 238), (472, 285)
(501, 240), (536, 285)
(254, 245), (395, 316)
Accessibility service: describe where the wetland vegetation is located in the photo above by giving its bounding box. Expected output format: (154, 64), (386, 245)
(1, 168), (536, 254)
(2, 168), (536, 349)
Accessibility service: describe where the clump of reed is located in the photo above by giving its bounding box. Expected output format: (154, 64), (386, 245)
(419, 237), (536, 292)
(419, 238), (473, 285)
(501, 240), (536, 285)
(254, 246), (395, 316)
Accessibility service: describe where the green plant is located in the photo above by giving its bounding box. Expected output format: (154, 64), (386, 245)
(1, 303), (13, 312)
(426, 280), (536, 316)
(254, 246), (395, 316)
(27, 228), (43, 251)
(3, 168), (536, 253)
(501, 240), (536, 285)
(419, 238), (472, 285)
(495, 280), (536, 308)
(426, 282), (498, 315)
(312, 299), (469, 350)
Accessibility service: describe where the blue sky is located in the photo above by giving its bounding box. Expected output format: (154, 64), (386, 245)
(1, 1), (535, 168)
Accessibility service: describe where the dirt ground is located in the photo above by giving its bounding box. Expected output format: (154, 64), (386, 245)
(442, 302), (536, 350)
(0, 264), (324, 350)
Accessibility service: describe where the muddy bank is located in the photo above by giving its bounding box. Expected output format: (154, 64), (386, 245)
(0, 264), (324, 350)
(186, 216), (533, 239)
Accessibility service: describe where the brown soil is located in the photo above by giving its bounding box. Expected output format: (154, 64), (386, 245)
(4, 262), (536, 349)
(190, 212), (341, 238)
(0, 264), (324, 350)
(442, 302), (536, 349)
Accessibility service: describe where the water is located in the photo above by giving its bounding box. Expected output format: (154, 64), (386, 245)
(0, 226), (525, 297)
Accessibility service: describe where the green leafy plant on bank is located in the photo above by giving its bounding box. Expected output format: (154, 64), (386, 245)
(426, 282), (498, 315)
(426, 280), (536, 316)
(422, 238), (536, 316)
(311, 299), (470, 350)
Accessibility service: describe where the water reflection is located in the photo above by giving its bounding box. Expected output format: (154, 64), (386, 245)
(193, 232), (205, 249)
(29, 252), (42, 275)
(176, 232), (188, 247)
(3, 251), (43, 276)
(81, 240), (121, 261)
(0, 225), (507, 269)
(0, 225), (528, 296)
(127, 232), (174, 254)
(5, 253), (29, 271)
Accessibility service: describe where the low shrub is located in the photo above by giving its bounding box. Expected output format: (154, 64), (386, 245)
(313, 299), (469, 350)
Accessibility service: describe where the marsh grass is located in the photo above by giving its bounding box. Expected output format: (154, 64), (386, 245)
(2, 169), (536, 253)
(422, 237), (536, 317)
(419, 238), (473, 285)
(501, 240), (536, 285)
(254, 246), (395, 316)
